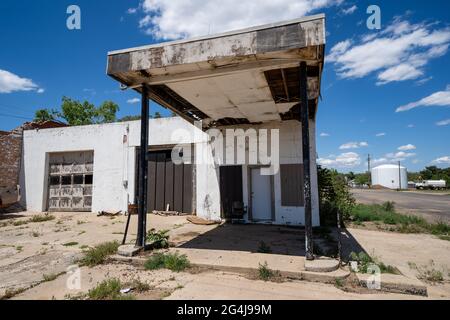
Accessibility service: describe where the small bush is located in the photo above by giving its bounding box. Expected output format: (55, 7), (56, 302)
(80, 241), (119, 267)
(318, 166), (356, 225)
(126, 279), (151, 293)
(29, 214), (55, 223)
(146, 229), (170, 249)
(257, 241), (272, 254)
(381, 201), (395, 212)
(257, 262), (281, 282)
(88, 279), (135, 300)
(144, 252), (190, 272)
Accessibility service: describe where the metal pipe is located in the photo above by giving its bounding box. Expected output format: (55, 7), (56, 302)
(299, 62), (314, 261)
(136, 86), (149, 248)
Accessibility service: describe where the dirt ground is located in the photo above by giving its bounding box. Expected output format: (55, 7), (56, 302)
(1, 211), (449, 300)
(352, 189), (450, 223)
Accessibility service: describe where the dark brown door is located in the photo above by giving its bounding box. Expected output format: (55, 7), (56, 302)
(219, 166), (243, 220)
(139, 149), (193, 214)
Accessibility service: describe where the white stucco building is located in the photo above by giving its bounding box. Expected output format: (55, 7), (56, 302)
(19, 117), (320, 226)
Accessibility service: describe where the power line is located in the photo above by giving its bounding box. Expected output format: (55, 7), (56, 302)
(0, 112), (33, 121)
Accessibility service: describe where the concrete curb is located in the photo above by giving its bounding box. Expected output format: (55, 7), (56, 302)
(356, 273), (428, 297)
(110, 254), (351, 285)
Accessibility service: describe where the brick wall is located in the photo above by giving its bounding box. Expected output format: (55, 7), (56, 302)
(0, 130), (22, 206)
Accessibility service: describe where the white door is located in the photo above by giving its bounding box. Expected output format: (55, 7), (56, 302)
(251, 168), (272, 221)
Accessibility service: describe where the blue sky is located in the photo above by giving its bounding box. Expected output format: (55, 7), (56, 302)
(0, 0), (449, 172)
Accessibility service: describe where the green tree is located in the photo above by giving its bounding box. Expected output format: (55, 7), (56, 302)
(34, 109), (58, 122)
(119, 115), (141, 122)
(354, 173), (370, 186)
(153, 112), (162, 119)
(34, 97), (120, 126)
(318, 166), (356, 225)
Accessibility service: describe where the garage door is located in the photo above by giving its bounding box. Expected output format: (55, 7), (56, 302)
(47, 151), (94, 212)
(143, 149), (193, 214)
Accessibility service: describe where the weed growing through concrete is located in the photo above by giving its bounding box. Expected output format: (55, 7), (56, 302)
(146, 229), (170, 249)
(125, 278), (151, 293)
(334, 278), (344, 288)
(88, 279), (135, 300)
(144, 252), (190, 272)
(409, 261), (445, 283)
(349, 252), (400, 275)
(16, 246), (23, 252)
(80, 241), (120, 267)
(257, 241), (272, 254)
(258, 262), (281, 282)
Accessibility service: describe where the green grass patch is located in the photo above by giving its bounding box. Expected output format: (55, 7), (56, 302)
(29, 214), (55, 223)
(144, 252), (190, 272)
(80, 241), (119, 267)
(349, 203), (450, 239)
(349, 251), (400, 275)
(88, 279), (135, 300)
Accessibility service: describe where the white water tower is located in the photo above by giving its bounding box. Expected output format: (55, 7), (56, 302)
(371, 164), (408, 190)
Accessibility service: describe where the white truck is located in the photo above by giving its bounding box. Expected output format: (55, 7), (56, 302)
(415, 180), (447, 190)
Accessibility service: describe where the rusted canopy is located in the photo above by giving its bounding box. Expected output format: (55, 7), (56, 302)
(107, 14), (326, 127)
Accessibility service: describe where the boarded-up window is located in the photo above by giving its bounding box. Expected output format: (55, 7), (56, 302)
(280, 164), (304, 206)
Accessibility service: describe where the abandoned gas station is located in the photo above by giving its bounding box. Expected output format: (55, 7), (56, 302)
(106, 14), (325, 259)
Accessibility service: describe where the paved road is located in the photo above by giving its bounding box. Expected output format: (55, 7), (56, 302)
(352, 189), (450, 223)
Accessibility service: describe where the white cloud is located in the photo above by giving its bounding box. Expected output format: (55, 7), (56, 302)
(396, 85), (450, 112)
(0, 69), (42, 94)
(432, 156), (450, 165)
(373, 151), (417, 165)
(376, 133), (386, 137)
(341, 5), (357, 15)
(327, 18), (450, 85)
(127, 7), (138, 14)
(415, 76), (433, 86)
(139, 0), (344, 39)
(408, 124), (415, 128)
(339, 141), (368, 150)
(398, 144), (416, 151)
(37, 88), (45, 94)
(320, 132), (330, 137)
(386, 151), (416, 161)
(436, 119), (450, 126)
(127, 98), (141, 104)
(318, 152), (361, 168)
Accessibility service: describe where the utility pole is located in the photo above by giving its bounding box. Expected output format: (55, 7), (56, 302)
(367, 154), (371, 188)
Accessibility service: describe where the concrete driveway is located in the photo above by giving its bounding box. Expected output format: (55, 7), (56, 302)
(352, 189), (450, 223)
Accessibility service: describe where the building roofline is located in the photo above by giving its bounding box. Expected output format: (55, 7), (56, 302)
(108, 14), (325, 56)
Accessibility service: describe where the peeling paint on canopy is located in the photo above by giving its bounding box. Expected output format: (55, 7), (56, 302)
(107, 14), (326, 125)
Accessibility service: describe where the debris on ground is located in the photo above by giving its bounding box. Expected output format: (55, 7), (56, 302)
(152, 210), (190, 217)
(186, 216), (221, 226)
(97, 211), (122, 217)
